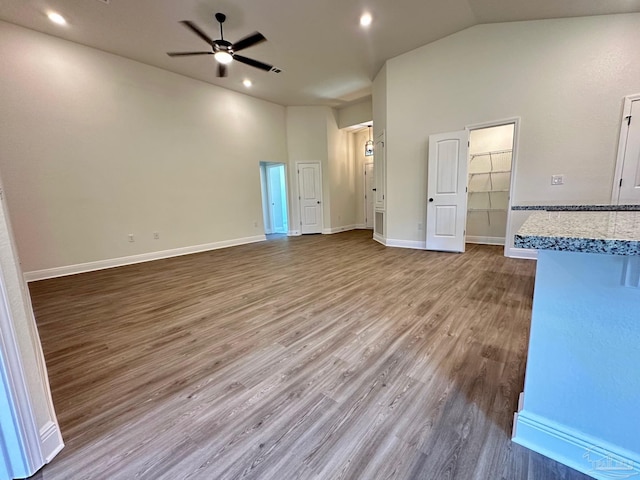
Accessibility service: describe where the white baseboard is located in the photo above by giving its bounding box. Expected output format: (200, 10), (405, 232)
(288, 230), (301, 236)
(373, 233), (386, 245)
(467, 235), (505, 246)
(39, 421), (64, 464)
(386, 238), (426, 250)
(506, 247), (538, 260)
(513, 410), (640, 480)
(322, 225), (357, 234)
(355, 223), (371, 229)
(24, 235), (267, 282)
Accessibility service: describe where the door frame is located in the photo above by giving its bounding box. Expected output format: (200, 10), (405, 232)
(266, 163), (288, 234)
(465, 117), (520, 257)
(0, 278), (43, 478)
(295, 161), (324, 234)
(260, 162), (290, 235)
(611, 93), (640, 204)
(364, 162), (374, 229)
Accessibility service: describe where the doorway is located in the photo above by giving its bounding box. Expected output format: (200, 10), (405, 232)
(364, 162), (374, 229)
(611, 94), (640, 204)
(259, 162), (289, 236)
(466, 122), (516, 248)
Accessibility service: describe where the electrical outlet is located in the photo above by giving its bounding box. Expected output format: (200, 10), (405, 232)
(254, 221), (258, 227)
(418, 222), (423, 231)
(153, 232), (160, 240)
(128, 234), (134, 242)
(551, 174), (564, 185)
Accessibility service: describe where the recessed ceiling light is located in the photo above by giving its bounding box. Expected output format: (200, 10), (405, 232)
(47, 12), (67, 25)
(243, 79), (252, 88)
(360, 13), (372, 27)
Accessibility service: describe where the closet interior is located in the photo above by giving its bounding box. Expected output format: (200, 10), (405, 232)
(466, 124), (515, 245)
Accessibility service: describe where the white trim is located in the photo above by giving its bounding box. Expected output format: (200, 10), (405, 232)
(374, 130), (386, 210)
(295, 161), (324, 235)
(611, 93), (640, 204)
(39, 421), (63, 463)
(513, 410), (640, 480)
(355, 223), (369, 229)
(506, 247), (537, 260)
(322, 225), (358, 234)
(465, 117), (521, 258)
(385, 238), (426, 250)
(466, 235), (505, 246)
(0, 276), (43, 476)
(364, 162), (374, 229)
(373, 233), (386, 245)
(288, 230), (301, 236)
(24, 235), (266, 282)
(263, 162), (290, 235)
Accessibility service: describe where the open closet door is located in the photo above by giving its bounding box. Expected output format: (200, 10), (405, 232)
(426, 130), (468, 252)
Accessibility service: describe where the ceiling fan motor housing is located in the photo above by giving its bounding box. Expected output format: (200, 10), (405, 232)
(214, 40), (233, 54)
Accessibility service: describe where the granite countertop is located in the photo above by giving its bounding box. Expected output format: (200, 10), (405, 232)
(512, 204), (640, 211)
(515, 211), (640, 255)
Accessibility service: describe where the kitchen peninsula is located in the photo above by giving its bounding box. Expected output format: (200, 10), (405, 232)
(512, 210), (640, 479)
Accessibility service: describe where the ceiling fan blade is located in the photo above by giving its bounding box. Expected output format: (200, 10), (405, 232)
(217, 63), (228, 77)
(233, 54), (273, 72)
(180, 20), (215, 46)
(167, 51), (214, 57)
(232, 32), (266, 52)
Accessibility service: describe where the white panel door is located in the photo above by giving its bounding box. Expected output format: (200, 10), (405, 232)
(364, 163), (374, 228)
(297, 162), (323, 234)
(426, 131), (469, 252)
(617, 99), (640, 204)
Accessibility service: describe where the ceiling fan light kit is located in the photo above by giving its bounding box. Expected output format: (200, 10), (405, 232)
(167, 12), (281, 78)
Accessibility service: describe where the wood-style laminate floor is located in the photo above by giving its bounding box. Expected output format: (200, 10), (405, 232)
(29, 231), (590, 480)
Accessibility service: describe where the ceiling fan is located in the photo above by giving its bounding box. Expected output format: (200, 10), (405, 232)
(167, 13), (281, 78)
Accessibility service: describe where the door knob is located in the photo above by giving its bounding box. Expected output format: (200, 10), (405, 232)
(429, 198), (434, 202)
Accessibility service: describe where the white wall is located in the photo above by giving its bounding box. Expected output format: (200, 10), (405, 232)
(352, 129), (371, 227)
(469, 124), (514, 155)
(0, 170), (62, 469)
(327, 110), (355, 230)
(337, 98), (373, 129)
(285, 106), (331, 232)
(380, 13), (640, 246)
(286, 106), (357, 233)
(372, 65), (388, 239)
(0, 21), (288, 273)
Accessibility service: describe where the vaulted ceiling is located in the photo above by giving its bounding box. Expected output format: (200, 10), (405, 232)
(2, 0), (640, 107)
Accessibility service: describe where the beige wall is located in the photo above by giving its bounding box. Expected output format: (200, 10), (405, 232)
(285, 106), (331, 232)
(286, 106), (357, 233)
(352, 129), (372, 226)
(469, 124), (514, 156)
(379, 13), (640, 245)
(0, 21), (288, 273)
(337, 98), (373, 129)
(327, 111), (354, 229)
(0, 171), (59, 451)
